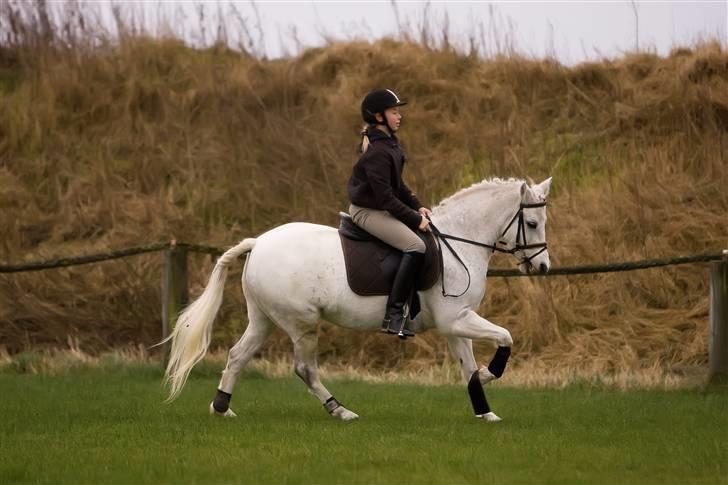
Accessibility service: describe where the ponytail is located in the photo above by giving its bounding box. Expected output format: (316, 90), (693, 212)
(358, 124), (372, 154)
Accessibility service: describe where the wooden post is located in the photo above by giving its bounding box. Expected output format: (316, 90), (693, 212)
(709, 251), (728, 383)
(161, 242), (188, 362)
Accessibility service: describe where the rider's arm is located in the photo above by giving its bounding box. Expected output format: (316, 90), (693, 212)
(399, 181), (422, 211)
(361, 152), (422, 230)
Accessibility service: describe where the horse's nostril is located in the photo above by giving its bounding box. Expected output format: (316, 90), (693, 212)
(539, 263), (549, 273)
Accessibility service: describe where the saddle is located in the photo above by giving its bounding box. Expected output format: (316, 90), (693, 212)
(338, 212), (441, 319)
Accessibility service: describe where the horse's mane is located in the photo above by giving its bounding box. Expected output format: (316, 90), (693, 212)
(435, 177), (525, 209)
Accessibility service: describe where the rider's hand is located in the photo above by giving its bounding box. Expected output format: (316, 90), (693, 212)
(418, 207), (433, 218)
(418, 215), (430, 232)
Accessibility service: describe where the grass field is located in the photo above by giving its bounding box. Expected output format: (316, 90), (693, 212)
(1, 365), (726, 484)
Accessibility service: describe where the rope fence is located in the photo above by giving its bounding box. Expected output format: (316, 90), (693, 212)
(1, 241), (725, 275)
(487, 252), (728, 277)
(1, 241), (726, 383)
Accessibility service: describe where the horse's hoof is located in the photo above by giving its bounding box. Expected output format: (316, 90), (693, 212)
(209, 402), (237, 418)
(475, 412), (502, 422)
(332, 406), (359, 421)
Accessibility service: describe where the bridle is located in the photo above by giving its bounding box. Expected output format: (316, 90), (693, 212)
(497, 201), (549, 264)
(427, 201), (548, 297)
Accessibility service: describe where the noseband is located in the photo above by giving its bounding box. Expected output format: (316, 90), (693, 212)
(428, 201), (548, 297)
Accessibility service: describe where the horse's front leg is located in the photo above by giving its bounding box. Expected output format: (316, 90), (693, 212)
(443, 311), (513, 421)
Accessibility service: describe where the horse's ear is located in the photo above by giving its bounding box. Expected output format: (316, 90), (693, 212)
(519, 182), (528, 201)
(539, 177), (553, 197)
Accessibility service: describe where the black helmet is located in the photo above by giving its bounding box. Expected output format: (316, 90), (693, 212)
(361, 89), (407, 125)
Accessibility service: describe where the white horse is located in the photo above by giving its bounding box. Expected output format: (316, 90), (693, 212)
(163, 177), (552, 422)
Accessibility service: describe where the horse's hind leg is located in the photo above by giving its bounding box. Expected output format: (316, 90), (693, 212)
(210, 301), (274, 417)
(291, 325), (359, 421)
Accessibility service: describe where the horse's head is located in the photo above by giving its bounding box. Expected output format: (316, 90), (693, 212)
(501, 177), (551, 275)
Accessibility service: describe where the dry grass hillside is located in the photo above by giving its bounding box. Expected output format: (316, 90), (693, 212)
(1, 4), (727, 383)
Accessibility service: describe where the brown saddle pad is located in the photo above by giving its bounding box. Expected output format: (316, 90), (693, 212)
(338, 212), (441, 298)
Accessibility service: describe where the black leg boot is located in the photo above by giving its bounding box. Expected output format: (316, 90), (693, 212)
(381, 252), (424, 339)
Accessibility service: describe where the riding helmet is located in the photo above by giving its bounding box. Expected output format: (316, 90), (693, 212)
(361, 89), (407, 124)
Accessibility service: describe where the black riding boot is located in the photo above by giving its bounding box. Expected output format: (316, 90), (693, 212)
(381, 251), (423, 339)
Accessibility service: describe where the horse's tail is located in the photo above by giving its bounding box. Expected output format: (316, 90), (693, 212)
(162, 238), (256, 401)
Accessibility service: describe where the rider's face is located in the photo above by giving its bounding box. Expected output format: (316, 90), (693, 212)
(377, 107), (402, 132)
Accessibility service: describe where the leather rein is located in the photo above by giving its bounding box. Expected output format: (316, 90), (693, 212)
(427, 201), (548, 298)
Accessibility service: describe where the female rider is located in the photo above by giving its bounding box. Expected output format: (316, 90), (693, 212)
(346, 89), (432, 338)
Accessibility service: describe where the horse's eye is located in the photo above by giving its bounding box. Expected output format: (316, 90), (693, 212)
(527, 220), (538, 229)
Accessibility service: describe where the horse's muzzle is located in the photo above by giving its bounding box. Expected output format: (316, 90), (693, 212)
(520, 260), (549, 275)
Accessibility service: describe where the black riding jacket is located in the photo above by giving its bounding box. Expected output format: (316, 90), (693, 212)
(346, 128), (423, 230)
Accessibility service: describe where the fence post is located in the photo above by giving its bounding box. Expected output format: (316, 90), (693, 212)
(161, 242), (188, 362)
(709, 251), (728, 383)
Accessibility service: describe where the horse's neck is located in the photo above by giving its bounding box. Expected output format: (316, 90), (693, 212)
(431, 186), (521, 273)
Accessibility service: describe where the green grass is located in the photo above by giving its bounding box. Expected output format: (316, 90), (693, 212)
(0, 367), (726, 484)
